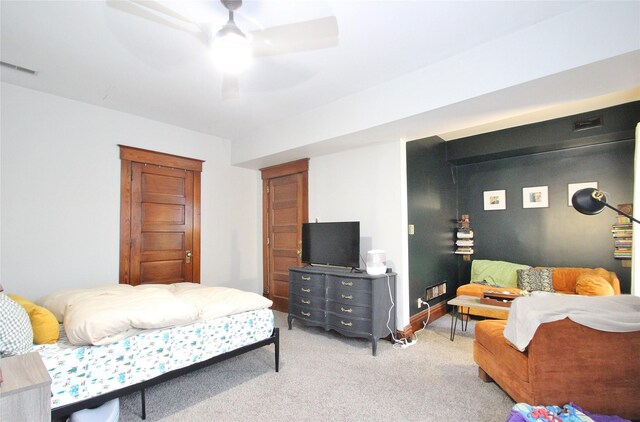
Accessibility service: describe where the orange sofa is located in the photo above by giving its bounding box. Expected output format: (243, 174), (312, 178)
(456, 267), (621, 319)
(474, 317), (640, 420)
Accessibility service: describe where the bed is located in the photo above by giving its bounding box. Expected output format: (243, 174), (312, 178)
(6, 283), (279, 421)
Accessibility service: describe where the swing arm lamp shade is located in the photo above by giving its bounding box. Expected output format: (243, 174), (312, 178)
(572, 187), (640, 224)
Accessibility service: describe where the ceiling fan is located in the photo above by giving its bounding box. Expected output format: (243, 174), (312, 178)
(108, 0), (339, 99)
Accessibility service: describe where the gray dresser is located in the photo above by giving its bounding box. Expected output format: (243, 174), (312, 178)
(288, 266), (396, 355)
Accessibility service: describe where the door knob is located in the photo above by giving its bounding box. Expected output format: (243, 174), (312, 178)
(185, 250), (192, 263)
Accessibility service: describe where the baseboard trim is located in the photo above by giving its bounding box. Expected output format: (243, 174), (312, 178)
(397, 300), (449, 339)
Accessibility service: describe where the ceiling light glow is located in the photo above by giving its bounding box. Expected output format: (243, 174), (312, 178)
(212, 20), (252, 74)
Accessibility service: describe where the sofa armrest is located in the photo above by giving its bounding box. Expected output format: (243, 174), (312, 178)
(526, 318), (640, 416)
(609, 271), (621, 295)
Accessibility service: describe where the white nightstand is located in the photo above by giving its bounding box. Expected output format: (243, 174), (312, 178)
(0, 351), (52, 422)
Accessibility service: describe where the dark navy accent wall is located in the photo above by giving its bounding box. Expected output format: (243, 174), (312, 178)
(406, 103), (638, 318)
(406, 137), (457, 315)
(456, 140), (634, 293)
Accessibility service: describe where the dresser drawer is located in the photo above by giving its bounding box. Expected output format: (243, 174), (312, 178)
(290, 293), (324, 310)
(327, 301), (371, 319)
(290, 304), (324, 323)
(289, 280), (325, 298)
(326, 288), (371, 306)
(290, 270), (324, 284)
(326, 275), (370, 292)
(327, 314), (371, 335)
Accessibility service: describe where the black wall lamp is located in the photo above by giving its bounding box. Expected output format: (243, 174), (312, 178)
(572, 187), (639, 224)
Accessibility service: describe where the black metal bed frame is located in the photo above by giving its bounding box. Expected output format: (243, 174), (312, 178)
(51, 328), (279, 421)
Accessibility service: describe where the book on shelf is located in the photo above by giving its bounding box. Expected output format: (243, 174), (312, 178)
(611, 204), (633, 260)
(456, 239), (474, 247)
(455, 249), (474, 255)
(456, 230), (474, 239)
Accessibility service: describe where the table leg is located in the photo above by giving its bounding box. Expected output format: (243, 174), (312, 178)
(462, 307), (470, 332)
(450, 306), (459, 341)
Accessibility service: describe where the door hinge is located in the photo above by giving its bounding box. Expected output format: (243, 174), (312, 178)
(266, 185), (270, 194)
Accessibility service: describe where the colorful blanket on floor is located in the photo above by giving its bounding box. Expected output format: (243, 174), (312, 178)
(505, 403), (630, 422)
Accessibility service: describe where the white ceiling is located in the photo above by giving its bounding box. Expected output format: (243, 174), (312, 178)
(2, 1), (639, 169)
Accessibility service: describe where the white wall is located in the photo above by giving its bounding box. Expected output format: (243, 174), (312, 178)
(308, 140), (409, 329)
(232, 1), (640, 167)
(0, 82), (261, 300)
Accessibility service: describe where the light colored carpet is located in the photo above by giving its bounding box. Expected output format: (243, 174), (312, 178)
(118, 311), (514, 421)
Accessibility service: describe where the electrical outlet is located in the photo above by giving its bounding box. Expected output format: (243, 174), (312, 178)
(417, 298), (422, 308)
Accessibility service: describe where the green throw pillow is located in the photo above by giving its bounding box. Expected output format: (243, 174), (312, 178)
(470, 260), (531, 288)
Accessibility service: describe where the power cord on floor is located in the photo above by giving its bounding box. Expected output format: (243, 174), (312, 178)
(385, 274), (417, 349)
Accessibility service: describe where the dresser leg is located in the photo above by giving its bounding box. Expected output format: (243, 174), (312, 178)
(287, 315), (293, 330)
(371, 338), (378, 356)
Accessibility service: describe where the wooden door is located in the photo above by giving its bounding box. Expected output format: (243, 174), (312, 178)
(120, 146), (203, 286)
(262, 159), (308, 312)
(131, 163), (193, 285)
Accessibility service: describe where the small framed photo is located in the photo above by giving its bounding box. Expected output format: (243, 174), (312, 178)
(567, 182), (597, 206)
(483, 189), (506, 211)
(522, 186), (549, 208)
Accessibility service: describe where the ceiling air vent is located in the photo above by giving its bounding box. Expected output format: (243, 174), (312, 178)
(573, 116), (602, 132)
(0, 60), (38, 75)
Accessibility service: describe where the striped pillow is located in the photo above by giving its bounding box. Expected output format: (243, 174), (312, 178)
(0, 293), (33, 357)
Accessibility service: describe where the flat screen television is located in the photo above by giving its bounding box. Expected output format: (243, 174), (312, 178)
(301, 221), (360, 269)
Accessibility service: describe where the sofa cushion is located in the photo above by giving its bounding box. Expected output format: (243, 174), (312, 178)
(516, 268), (554, 292)
(575, 274), (615, 296)
(474, 319), (529, 383)
(470, 260), (531, 288)
(551, 267), (590, 293)
(552, 267), (616, 294)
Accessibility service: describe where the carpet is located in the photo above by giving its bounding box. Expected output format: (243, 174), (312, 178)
(118, 311), (514, 421)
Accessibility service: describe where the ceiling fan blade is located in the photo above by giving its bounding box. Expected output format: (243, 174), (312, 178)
(251, 16), (339, 57)
(222, 74), (240, 100)
(107, 0), (208, 42)
(128, 0), (196, 25)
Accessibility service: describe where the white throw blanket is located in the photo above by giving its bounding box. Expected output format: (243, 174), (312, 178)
(503, 294), (640, 351)
(38, 283), (273, 346)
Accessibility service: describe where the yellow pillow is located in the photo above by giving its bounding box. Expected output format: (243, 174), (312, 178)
(7, 294), (59, 344)
(575, 274), (615, 296)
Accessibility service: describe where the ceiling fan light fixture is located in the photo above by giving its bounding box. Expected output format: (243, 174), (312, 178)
(212, 20), (252, 74)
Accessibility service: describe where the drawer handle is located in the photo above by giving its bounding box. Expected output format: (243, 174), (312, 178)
(341, 307), (352, 313)
(341, 294), (353, 300)
(341, 280), (353, 286)
(301, 276), (311, 281)
(301, 288), (311, 293)
(341, 320), (353, 327)
(301, 311), (311, 317)
(301, 299), (311, 304)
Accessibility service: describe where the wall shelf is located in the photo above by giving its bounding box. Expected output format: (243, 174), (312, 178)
(455, 214), (474, 261)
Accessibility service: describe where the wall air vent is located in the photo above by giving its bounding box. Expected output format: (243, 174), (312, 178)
(0, 60), (38, 75)
(573, 116), (602, 132)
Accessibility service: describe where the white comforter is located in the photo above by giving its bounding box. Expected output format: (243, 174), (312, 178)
(38, 283), (273, 346)
(503, 294), (640, 351)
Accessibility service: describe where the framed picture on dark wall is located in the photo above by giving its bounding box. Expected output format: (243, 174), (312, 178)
(567, 182), (598, 206)
(483, 189), (506, 210)
(522, 186), (548, 208)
